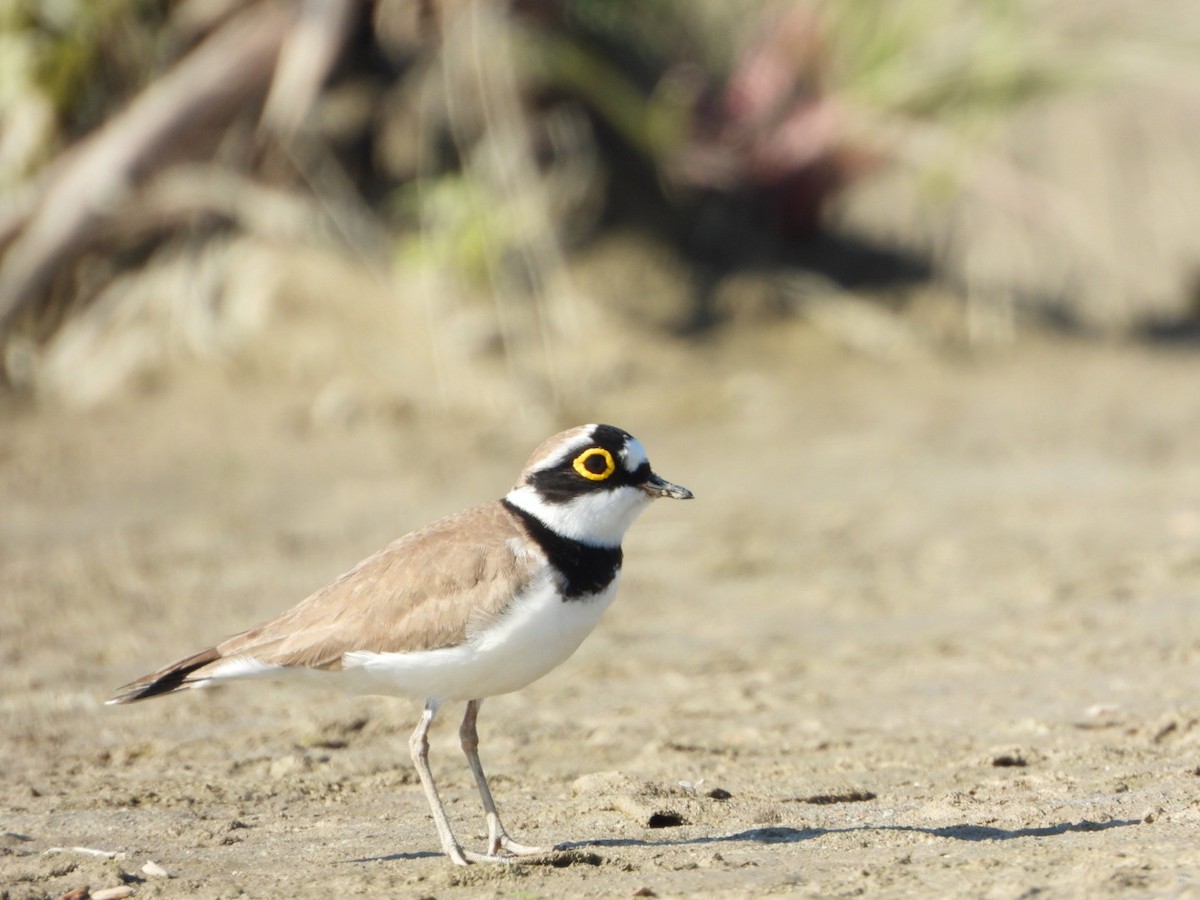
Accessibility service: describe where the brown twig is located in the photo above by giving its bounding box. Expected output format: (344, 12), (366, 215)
(0, 1), (295, 335)
(261, 0), (362, 137)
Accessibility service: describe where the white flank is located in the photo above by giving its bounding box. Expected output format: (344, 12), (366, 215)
(340, 573), (620, 702)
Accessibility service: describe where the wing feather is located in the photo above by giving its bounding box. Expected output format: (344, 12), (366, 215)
(218, 502), (541, 669)
(109, 501), (543, 701)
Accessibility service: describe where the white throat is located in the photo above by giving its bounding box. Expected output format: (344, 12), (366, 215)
(505, 484), (653, 547)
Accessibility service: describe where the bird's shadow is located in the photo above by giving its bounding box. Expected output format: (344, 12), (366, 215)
(345, 818), (1139, 864)
(559, 817), (1140, 851)
(348, 850), (442, 863)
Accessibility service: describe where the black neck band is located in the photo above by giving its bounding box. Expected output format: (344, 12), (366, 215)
(503, 500), (623, 600)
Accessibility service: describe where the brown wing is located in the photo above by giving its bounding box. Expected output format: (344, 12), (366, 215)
(109, 501), (541, 703)
(217, 501), (542, 668)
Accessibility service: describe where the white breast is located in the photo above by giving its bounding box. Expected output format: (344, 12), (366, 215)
(338, 572), (620, 703)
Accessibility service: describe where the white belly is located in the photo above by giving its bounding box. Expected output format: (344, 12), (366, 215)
(338, 573), (619, 703)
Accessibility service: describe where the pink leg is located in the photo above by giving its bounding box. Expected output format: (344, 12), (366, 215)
(459, 699), (547, 857)
(408, 701), (471, 865)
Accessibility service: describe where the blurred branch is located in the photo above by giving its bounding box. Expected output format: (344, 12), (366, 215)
(261, 0), (361, 137)
(0, 1), (295, 335)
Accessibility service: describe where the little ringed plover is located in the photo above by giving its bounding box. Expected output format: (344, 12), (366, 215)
(108, 424), (693, 865)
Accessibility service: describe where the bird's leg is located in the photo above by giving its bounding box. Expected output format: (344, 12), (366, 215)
(408, 700), (470, 866)
(459, 699), (547, 857)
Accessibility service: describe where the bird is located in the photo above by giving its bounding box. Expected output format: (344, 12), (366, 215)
(108, 424), (693, 865)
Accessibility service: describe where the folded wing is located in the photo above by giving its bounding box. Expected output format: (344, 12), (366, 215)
(108, 503), (541, 703)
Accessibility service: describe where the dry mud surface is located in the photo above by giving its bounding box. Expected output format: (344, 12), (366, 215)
(5, 330), (1200, 898)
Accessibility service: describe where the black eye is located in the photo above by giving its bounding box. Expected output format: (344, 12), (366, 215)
(572, 447), (615, 481)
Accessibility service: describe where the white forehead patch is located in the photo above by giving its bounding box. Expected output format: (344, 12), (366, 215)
(620, 437), (649, 473)
(525, 427), (595, 476)
(553, 430), (597, 469)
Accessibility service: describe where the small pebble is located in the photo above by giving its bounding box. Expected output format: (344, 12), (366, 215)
(142, 859), (171, 878)
(92, 887), (135, 900)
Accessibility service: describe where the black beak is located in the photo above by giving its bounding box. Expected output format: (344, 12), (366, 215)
(641, 472), (694, 500)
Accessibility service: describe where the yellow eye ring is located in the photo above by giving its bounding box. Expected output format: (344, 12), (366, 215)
(573, 447), (616, 481)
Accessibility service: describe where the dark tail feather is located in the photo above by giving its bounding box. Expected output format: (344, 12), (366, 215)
(107, 646), (222, 704)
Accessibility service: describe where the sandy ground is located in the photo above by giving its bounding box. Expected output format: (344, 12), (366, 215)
(5, 324), (1200, 898)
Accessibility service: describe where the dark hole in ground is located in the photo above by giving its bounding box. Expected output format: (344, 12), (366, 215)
(648, 811), (685, 828)
(992, 755), (1028, 768)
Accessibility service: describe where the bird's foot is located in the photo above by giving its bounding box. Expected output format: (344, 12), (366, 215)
(444, 843), (472, 866)
(490, 834), (547, 857)
(451, 836), (551, 865)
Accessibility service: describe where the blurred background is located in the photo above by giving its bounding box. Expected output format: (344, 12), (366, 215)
(9, 4), (1200, 894)
(3, 0), (1200, 415)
